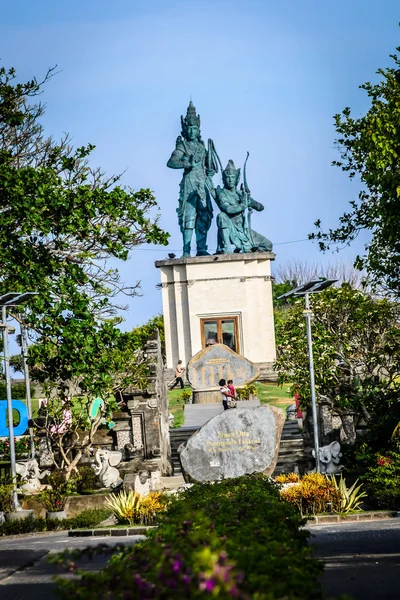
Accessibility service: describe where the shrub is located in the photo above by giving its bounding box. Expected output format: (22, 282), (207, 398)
(329, 474), (367, 513)
(106, 490), (142, 526)
(179, 389), (192, 404)
(363, 445), (400, 509)
(279, 472), (341, 516)
(0, 480), (13, 512)
(40, 472), (77, 511)
(75, 466), (99, 493)
(138, 492), (168, 524)
(0, 508), (112, 536)
(275, 472), (300, 483)
(54, 474), (324, 599)
(235, 384), (257, 400)
(279, 472), (367, 516)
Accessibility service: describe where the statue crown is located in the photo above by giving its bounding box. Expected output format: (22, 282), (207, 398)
(181, 101), (201, 129)
(222, 160), (241, 185)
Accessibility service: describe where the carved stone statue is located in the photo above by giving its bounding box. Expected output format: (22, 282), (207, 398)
(210, 159), (272, 254)
(91, 448), (123, 488)
(312, 441), (343, 475)
(16, 458), (50, 495)
(167, 102), (217, 257)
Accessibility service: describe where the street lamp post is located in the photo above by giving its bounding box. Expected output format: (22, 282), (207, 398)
(277, 279), (337, 473)
(0, 292), (38, 511)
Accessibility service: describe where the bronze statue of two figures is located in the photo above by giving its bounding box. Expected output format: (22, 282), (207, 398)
(167, 101), (273, 258)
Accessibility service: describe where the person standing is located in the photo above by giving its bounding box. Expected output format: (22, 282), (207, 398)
(219, 378), (231, 410)
(171, 360), (185, 389)
(227, 379), (236, 400)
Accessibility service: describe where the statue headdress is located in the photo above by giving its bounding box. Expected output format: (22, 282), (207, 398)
(222, 159), (241, 186)
(181, 101), (201, 137)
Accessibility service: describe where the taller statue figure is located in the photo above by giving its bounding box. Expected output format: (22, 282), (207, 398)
(167, 102), (216, 257)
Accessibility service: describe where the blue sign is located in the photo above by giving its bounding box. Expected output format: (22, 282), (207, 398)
(0, 400), (29, 437)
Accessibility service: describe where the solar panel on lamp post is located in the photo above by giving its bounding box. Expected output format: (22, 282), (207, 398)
(277, 279), (337, 473)
(0, 292), (38, 511)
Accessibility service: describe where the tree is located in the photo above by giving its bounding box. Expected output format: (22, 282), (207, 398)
(0, 65), (169, 475)
(310, 47), (400, 297)
(275, 286), (400, 435)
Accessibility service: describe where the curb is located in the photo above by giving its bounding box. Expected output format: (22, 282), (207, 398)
(68, 525), (157, 537)
(307, 511), (399, 525)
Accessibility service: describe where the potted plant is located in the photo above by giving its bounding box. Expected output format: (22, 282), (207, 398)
(40, 474), (75, 520)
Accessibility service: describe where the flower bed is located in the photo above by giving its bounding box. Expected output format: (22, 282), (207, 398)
(53, 474), (324, 599)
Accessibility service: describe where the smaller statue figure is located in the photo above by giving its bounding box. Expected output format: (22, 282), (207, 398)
(312, 441), (343, 475)
(16, 458), (51, 495)
(210, 157), (272, 254)
(91, 448), (123, 488)
(167, 101), (218, 257)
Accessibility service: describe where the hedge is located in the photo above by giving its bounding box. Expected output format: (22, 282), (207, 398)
(54, 474), (324, 599)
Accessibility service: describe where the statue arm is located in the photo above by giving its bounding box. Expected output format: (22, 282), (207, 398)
(218, 190), (245, 215)
(249, 197), (264, 212)
(167, 138), (190, 170)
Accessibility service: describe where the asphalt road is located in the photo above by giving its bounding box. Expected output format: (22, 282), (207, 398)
(0, 519), (399, 599)
(309, 518), (400, 600)
(0, 532), (144, 600)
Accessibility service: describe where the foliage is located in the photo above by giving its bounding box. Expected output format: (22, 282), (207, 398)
(362, 444), (400, 509)
(275, 286), (400, 424)
(0, 436), (38, 456)
(279, 472), (341, 516)
(131, 315), (165, 358)
(235, 384), (257, 400)
(105, 489), (142, 526)
(278, 472), (367, 516)
(54, 474), (324, 599)
(0, 383), (34, 400)
(275, 472), (300, 483)
(178, 388), (192, 404)
(75, 466), (100, 494)
(138, 491), (168, 524)
(311, 47), (400, 297)
(39, 472), (77, 511)
(328, 474), (367, 513)
(0, 480), (14, 512)
(0, 64), (169, 478)
(0, 508), (111, 535)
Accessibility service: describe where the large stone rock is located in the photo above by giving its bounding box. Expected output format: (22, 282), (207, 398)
(178, 405), (284, 482)
(187, 344), (260, 391)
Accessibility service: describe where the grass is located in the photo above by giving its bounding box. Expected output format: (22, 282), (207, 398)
(167, 382), (294, 428)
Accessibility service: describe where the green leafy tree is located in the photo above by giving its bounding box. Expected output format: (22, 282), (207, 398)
(0, 65), (169, 476)
(311, 47), (400, 296)
(131, 314), (165, 356)
(275, 286), (400, 436)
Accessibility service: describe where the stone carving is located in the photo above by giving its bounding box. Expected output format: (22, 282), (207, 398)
(167, 101), (217, 257)
(210, 158), (272, 254)
(92, 448), (123, 488)
(312, 441), (343, 474)
(16, 458), (50, 494)
(123, 469), (162, 496)
(187, 343), (260, 391)
(179, 405), (284, 482)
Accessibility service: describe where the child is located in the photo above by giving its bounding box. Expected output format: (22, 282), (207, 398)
(227, 379), (235, 400)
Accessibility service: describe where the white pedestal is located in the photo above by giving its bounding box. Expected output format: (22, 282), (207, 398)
(155, 252), (276, 378)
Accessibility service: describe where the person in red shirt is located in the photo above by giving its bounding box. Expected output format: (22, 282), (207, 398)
(227, 379), (235, 400)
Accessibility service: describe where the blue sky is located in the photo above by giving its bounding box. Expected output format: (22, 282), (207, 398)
(1, 1), (400, 330)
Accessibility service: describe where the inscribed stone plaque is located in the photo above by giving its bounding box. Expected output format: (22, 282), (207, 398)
(187, 344), (260, 391)
(179, 405), (284, 482)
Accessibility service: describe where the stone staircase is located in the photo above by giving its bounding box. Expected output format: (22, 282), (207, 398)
(274, 420), (306, 476)
(169, 417), (305, 476)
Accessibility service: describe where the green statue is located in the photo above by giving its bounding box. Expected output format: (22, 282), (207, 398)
(167, 102), (217, 257)
(210, 158), (273, 254)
